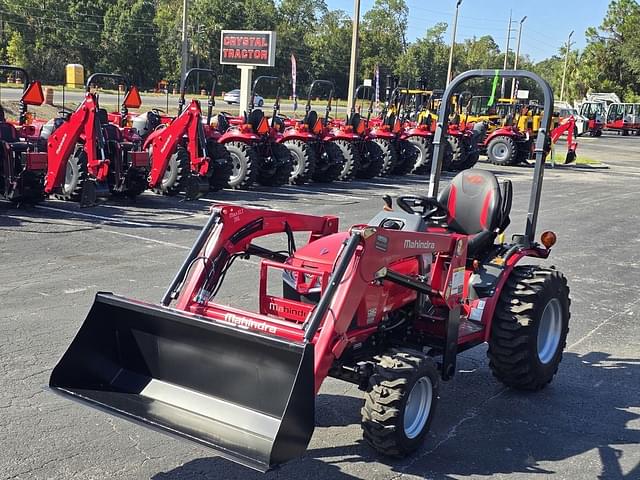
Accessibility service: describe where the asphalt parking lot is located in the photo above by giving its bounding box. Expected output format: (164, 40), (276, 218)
(1, 133), (639, 480)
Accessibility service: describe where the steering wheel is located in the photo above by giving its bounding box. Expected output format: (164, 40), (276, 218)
(151, 108), (165, 114)
(397, 195), (449, 221)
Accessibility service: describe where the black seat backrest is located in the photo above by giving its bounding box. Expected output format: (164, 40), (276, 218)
(147, 111), (161, 132)
(438, 169), (503, 236)
(385, 113), (396, 128)
(349, 112), (361, 130)
(102, 124), (121, 141)
(217, 113), (230, 133)
(97, 108), (109, 125)
(0, 122), (19, 143)
(304, 110), (318, 128)
(247, 109), (264, 132)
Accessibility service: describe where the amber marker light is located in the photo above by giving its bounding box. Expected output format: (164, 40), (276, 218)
(541, 231), (557, 249)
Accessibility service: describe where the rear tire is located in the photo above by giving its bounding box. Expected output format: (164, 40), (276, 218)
(54, 146), (88, 201)
(447, 135), (465, 171)
(374, 138), (398, 176)
(226, 141), (258, 189)
(336, 139), (360, 181)
(395, 139), (418, 175)
(151, 146), (189, 196)
(284, 139), (316, 185)
(258, 142), (293, 187)
(488, 266), (570, 390)
(356, 140), (384, 179)
(407, 136), (433, 175)
(206, 140), (233, 192)
(313, 142), (343, 183)
(487, 135), (517, 166)
(361, 349), (439, 457)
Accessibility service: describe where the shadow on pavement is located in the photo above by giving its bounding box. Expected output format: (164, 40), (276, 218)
(152, 351), (639, 479)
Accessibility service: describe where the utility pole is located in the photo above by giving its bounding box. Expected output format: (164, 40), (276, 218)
(560, 30), (574, 101)
(446, 0), (463, 86)
(510, 16), (527, 99)
(500, 9), (512, 99)
(347, 0), (361, 113)
(179, 0), (189, 94)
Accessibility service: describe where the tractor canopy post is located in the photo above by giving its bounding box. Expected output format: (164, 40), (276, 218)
(429, 69), (553, 246)
(249, 75), (278, 117)
(181, 68), (217, 122)
(307, 80), (335, 127)
(0, 65), (30, 123)
(85, 73), (131, 120)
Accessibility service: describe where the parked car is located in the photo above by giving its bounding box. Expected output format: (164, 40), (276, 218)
(223, 89), (264, 107)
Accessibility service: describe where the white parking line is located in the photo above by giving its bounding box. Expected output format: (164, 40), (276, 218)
(278, 186), (368, 201)
(36, 205), (154, 228)
(102, 229), (191, 250)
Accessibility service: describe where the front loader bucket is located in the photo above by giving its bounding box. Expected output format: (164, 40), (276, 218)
(50, 293), (315, 472)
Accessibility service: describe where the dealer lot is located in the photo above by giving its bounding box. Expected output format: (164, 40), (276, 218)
(1, 134), (639, 480)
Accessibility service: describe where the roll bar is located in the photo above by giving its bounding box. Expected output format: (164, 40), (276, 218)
(429, 69), (554, 247)
(0, 65), (31, 123)
(306, 80), (335, 125)
(179, 68), (217, 121)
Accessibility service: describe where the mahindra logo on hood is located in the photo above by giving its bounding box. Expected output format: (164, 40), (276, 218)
(404, 239), (436, 250)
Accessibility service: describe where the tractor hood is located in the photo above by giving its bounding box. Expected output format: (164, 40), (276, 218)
(291, 232), (350, 267)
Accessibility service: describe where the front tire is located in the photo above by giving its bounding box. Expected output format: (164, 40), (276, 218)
(257, 142), (293, 187)
(487, 135), (518, 166)
(361, 349), (439, 457)
(374, 138), (398, 176)
(151, 146), (189, 196)
(488, 266), (571, 390)
(313, 141), (343, 183)
(356, 140), (384, 179)
(54, 146), (88, 201)
(335, 139), (360, 181)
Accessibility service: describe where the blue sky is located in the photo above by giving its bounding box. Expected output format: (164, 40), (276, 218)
(326, 0), (610, 62)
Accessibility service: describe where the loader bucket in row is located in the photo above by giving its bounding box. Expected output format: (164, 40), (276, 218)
(49, 293), (315, 472)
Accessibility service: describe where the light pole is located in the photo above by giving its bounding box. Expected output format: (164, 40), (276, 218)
(560, 30), (574, 101)
(446, 0), (463, 86)
(510, 15), (527, 99)
(347, 0), (361, 112)
(179, 0), (189, 94)
(500, 9), (512, 98)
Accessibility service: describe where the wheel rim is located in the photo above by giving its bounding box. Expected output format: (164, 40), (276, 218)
(493, 142), (509, 161)
(63, 157), (77, 193)
(403, 376), (433, 439)
(291, 149), (302, 176)
(161, 154), (175, 187)
(537, 298), (563, 364)
(229, 151), (245, 183)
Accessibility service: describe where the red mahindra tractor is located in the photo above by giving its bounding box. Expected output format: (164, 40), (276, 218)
(278, 80), (344, 184)
(0, 65), (48, 202)
(43, 73), (148, 205)
(50, 69), (571, 473)
(136, 68), (232, 198)
(217, 76), (292, 189)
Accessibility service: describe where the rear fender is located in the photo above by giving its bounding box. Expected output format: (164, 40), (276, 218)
(480, 247), (550, 342)
(218, 130), (260, 144)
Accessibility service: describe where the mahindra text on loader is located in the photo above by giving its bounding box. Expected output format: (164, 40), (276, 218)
(50, 70), (571, 472)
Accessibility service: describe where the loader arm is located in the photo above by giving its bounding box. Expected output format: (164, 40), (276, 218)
(148, 99), (209, 188)
(174, 206), (466, 392)
(44, 93), (109, 193)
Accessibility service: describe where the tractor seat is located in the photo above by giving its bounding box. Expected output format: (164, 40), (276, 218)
(349, 112), (361, 131)
(97, 108), (110, 125)
(304, 110), (318, 128)
(0, 122), (20, 142)
(438, 169), (512, 257)
(247, 109), (264, 132)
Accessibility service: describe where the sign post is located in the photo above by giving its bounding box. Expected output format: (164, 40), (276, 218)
(220, 30), (277, 115)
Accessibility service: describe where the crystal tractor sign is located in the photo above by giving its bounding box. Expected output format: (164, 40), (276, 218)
(220, 30), (277, 113)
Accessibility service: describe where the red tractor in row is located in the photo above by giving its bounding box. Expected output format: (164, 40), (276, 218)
(51, 69), (571, 472)
(216, 76), (292, 189)
(43, 73), (149, 205)
(132, 68), (232, 198)
(0, 65), (48, 203)
(277, 80), (345, 184)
